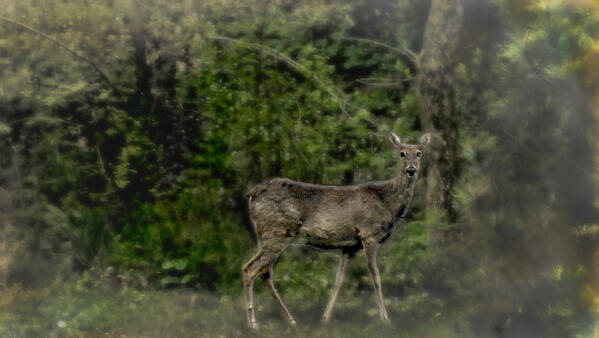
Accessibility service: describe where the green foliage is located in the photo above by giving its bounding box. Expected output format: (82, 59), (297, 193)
(109, 185), (252, 289)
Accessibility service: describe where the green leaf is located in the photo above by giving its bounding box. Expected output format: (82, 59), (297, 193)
(161, 259), (187, 271)
(159, 276), (180, 287)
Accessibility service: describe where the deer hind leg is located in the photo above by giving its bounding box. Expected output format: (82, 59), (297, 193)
(242, 237), (293, 328)
(263, 260), (296, 325)
(362, 238), (389, 321)
(322, 250), (354, 322)
(243, 250), (265, 328)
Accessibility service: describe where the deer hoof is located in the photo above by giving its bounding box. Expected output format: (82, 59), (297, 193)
(249, 321), (259, 329)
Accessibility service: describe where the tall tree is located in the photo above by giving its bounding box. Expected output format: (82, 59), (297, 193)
(418, 0), (464, 220)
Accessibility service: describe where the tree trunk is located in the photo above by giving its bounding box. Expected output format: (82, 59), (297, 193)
(418, 0), (464, 220)
(590, 90), (599, 297)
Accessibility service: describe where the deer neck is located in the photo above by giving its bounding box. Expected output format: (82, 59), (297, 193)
(384, 172), (416, 219)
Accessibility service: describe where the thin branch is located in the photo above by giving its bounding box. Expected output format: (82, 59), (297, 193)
(8, 116), (82, 126)
(339, 36), (419, 66)
(0, 15), (119, 93)
(356, 77), (413, 87)
(95, 146), (110, 179)
(210, 35), (350, 115)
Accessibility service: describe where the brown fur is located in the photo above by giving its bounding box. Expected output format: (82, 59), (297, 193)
(242, 133), (430, 328)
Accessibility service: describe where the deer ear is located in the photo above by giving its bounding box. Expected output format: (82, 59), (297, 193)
(420, 133), (431, 146)
(388, 132), (401, 148)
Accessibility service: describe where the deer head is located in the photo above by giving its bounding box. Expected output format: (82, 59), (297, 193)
(388, 132), (431, 179)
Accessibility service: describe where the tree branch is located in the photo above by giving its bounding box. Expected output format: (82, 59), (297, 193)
(339, 36), (419, 67)
(356, 77), (413, 87)
(0, 15), (119, 94)
(209, 35), (350, 115)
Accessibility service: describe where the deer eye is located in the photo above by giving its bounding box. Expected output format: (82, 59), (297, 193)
(416, 151), (422, 158)
(400, 151), (406, 157)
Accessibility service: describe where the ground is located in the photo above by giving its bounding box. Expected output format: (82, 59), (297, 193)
(0, 278), (468, 338)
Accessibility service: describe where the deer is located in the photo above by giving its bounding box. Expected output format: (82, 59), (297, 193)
(242, 132), (430, 328)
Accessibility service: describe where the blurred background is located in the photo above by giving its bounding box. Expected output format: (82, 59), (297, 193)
(1, 0), (599, 336)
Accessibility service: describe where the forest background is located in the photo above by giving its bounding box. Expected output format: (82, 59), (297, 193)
(2, 0), (599, 336)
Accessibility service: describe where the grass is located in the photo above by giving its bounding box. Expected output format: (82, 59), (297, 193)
(1, 256), (596, 338)
(0, 276), (471, 338)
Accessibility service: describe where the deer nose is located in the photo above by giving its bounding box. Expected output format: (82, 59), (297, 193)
(406, 167), (417, 176)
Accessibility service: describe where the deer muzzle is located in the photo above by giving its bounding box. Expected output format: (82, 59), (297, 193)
(406, 167), (417, 176)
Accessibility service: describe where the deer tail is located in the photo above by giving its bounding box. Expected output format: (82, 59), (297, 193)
(245, 186), (257, 202)
(245, 184), (264, 202)
(246, 180), (277, 202)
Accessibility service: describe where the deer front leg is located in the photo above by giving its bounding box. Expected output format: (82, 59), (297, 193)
(362, 238), (389, 321)
(322, 250), (354, 322)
